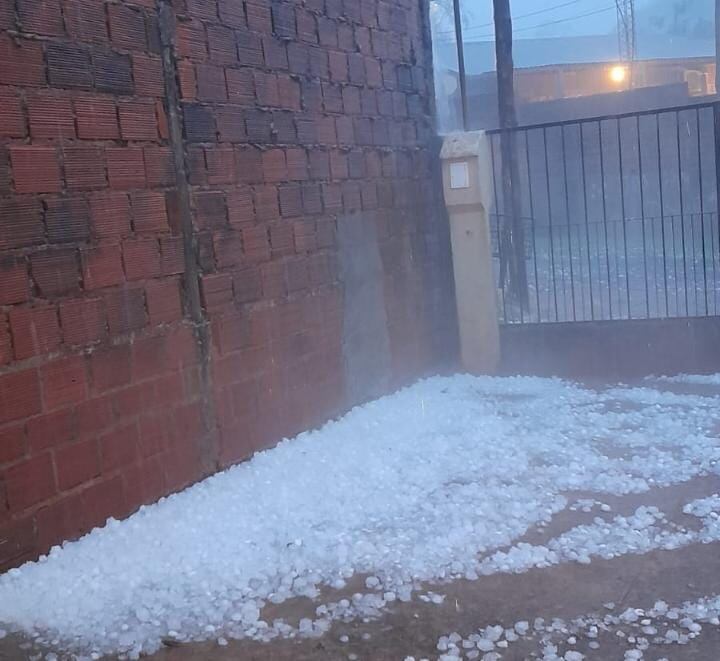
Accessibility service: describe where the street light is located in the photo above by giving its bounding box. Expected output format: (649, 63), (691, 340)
(609, 65), (628, 84)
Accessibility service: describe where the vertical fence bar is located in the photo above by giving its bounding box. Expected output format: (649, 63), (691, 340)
(452, 0), (468, 131)
(598, 120), (613, 319)
(543, 127), (559, 321)
(676, 111), (689, 315)
(561, 126), (577, 321)
(697, 107), (709, 315)
(525, 130), (542, 323)
(636, 114), (650, 318)
(656, 113), (670, 316)
(579, 124), (595, 321)
(617, 118), (631, 318)
(489, 135), (506, 322)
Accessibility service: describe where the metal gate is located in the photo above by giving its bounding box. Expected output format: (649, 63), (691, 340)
(487, 102), (720, 325)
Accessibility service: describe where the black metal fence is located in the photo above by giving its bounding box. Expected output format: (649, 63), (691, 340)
(488, 102), (720, 324)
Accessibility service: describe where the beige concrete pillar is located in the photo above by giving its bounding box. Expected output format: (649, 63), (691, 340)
(440, 131), (500, 374)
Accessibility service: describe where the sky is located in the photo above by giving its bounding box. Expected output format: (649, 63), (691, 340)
(432, 0), (714, 43)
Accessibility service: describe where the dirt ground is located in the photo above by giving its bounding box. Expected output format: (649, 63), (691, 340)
(2, 475), (720, 661)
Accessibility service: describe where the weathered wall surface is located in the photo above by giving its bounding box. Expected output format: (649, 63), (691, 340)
(0, 0), (457, 570)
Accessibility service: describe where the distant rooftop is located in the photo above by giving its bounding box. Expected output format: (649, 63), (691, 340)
(434, 33), (716, 75)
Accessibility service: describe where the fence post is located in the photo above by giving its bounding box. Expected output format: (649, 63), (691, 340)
(440, 132), (501, 373)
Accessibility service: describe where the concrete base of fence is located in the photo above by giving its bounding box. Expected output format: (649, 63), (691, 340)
(440, 132), (500, 374)
(499, 316), (720, 379)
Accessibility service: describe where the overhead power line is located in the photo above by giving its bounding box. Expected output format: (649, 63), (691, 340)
(435, 0), (590, 36)
(435, 5), (617, 43)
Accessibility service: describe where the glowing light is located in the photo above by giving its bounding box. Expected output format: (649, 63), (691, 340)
(609, 65), (628, 84)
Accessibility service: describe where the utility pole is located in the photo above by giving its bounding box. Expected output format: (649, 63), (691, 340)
(493, 0), (528, 307)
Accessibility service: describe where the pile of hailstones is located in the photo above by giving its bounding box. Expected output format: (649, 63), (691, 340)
(404, 596), (720, 660)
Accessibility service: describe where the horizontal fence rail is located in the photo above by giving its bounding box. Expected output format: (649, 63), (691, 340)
(487, 102), (720, 325)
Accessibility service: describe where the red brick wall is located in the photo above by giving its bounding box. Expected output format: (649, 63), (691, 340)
(0, 0), (456, 569)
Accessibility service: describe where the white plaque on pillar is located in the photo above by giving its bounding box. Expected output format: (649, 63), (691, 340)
(449, 161), (469, 189)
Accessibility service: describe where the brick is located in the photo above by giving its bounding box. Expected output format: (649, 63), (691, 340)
(213, 230), (244, 269)
(227, 187), (255, 226)
(107, 148), (145, 190)
(55, 438), (99, 491)
(194, 191), (227, 229)
(316, 115), (337, 145)
(0, 315), (10, 366)
(143, 147), (174, 187)
(296, 8), (317, 43)
(271, 110), (295, 143)
(260, 261), (285, 298)
(41, 355), (87, 410)
(100, 423), (139, 473)
(329, 150), (348, 179)
(75, 97), (120, 139)
(254, 71), (278, 107)
(196, 63), (227, 101)
(0, 198), (44, 249)
(328, 50), (348, 82)
(253, 184), (279, 221)
(277, 75), (301, 111)
(81, 244), (124, 290)
(10, 147), (60, 194)
(48, 196), (91, 244)
(47, 42), (92, 89)
(122, 238), (161, 280)
(338, 22), (355, 50)
(293, 219), (317, 253)
(342, 85), (361, 114)
(104, 287), (147, 334)
(31, 250), (80, 297)
(119, 101), (158, 141)
(0, 370), (40, 426)
(279, 185), (302, 217)
(3, 453), (55, 512)
(0, 257), (29, 305)
(322, 82), (342, 113)
(64, 147), (107, 191)
(336, 115), (354, 146)
(262, 36), (287, 70)
(18, 0), (63, 34)
(216, 106), (246, 143)
(160, 236), (185, 275)
(26, 408), (77, 454)
(204, 147), (234, 185)
(322, 182), (342, 211)
(145, 278), (182, 325)
(284, 148), (307, 181)
(89, 344), (131, 393)
(244, 109), (272, 142)
(108, 3), (146, 50)
(0, 90), (24, 137)
(93, 50), (134, 95)
(309, 150), (330, 179)
(309, 46), (328, 78)
(25, 93), (72, 139)
(60, 297), (107, 346)
(270, 221), (294, 256)
(217, 0), (245, 27)
(132, 54), (164, 96)
(287, 42), (310, 75)
(183, 104), (216, 142)
(236, 30), (264, 67)
(177, 60), (196, 100)
(176, 20), (207, 60)
(90, 192), (131, 239)
(0, 425), (25, 465)
(130, 192), (168, 234)
(317, 16), (337, 47)
(262, 149), (287, 183)
(200, 273), (233, 313)
(242, 224), (270, 262)
(232, 265), (262, 303)
(186, 0), (217, 19)
(235, 146), (263, 184)
(206, 24), (236, 65)
(64, 0), (108, 42)
(8, 306), (59, 360)
(301, 183), (323, 214)
(0, 35), (44, 86)
(226, 68), (254, 105)
(246, 0), (271, 33)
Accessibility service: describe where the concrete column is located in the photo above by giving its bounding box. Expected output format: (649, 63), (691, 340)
(440, 131), (500, 374)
